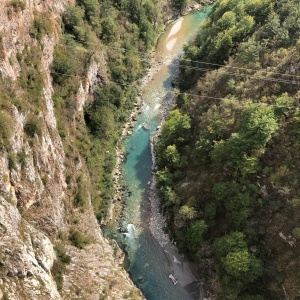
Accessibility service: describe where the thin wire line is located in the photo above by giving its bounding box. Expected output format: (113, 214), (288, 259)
(49, 70), (299, 108)
(179, 54), (300, 79)
(50, 64), (300, 87)
(57, 41), (300, 79)
(173, 66), (300, 85)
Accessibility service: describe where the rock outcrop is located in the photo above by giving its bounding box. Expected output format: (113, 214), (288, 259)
(0, 0), (142, 299)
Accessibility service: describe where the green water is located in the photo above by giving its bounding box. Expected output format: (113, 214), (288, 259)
(115, 8), (211, 300)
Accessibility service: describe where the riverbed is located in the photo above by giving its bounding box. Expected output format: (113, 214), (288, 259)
(110, 7), (212, 300)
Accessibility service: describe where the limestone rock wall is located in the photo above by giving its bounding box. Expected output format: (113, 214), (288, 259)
(0, 1), (142, 299)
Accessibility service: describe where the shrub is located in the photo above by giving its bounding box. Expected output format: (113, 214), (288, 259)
(69, 229), (89, 249)
(63, 6), (84, 32)
(51, 260), (64, 291)
(41, 175), (48, 186)
(74, 175), (86, 207)
(8, 0), (25, 12)
(24, 116), (42, 137)
(55, 243), (71, 264)
(0, 80), (14, 109)
(17, 149), (27, 166)
(0, 113), (12, 148)
(8, 154), (16, 170)
(85, 106), (115, 139)
(29, 12), (54, 41)
(19, 46), (44, 108)
(51, 243), (71, 291)
(2, 292), (9, 300)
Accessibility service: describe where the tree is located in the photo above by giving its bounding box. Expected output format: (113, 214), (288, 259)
(63, 6), (85, 32)
(211, 105), (277, 175)
(188, 220), (208, 248)
(241, 295), (264, 300)
(160, 109), (191, 147)
(244, 0), (273, 24)
(236, 38), (264, 64)
(213, 182), (251, 227)
(274, 93), (293, 117)
(77, 0), (100, 22)
(175, 205), (197, 228)
(93, 83), (124, 108)
(239, 105), (278, 149)
(208, 31), (233, 63)
(194, 138), (213, 161)
(214, 231), (262, 282)
(164, 144), (181, 170)
(222, 250), (250, 277)
(155, 168), (173, 188)
(214, 231), (247, 258)
(178, 205), (197, 222)
(52, 48), (75, 82)
(234, 15), (255, 41)
(292, 227), (300, 239)
(101, 18), (115, 42)
(162, 185), (178, 206)
(87, 106), (115, 139)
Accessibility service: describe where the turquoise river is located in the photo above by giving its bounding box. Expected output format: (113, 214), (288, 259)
(111, 7), (211, 300)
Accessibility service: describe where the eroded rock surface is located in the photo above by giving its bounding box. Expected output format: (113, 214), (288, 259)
(0, 1), (142, 299)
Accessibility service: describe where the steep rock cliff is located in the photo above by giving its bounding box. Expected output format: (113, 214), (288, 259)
(0, 1), (142, 299)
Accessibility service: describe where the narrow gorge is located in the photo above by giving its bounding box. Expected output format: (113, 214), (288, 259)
(106, 9), (211, 300)
(2, 0), (298, 299)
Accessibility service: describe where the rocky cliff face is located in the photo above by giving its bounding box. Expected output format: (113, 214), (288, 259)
(0, 1), (142, 299)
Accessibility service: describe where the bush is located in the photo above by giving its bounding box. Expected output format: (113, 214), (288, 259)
(24, 116), (42, 137)
(0, 81), (14, 110)
(51, 260), (64, 291)
(8, 0), (25, 12)
(51, 243), (71, 291)
(8, 154), (16, 170)
(69, 230), (89, 249)
(85, 106), (115, 139)
(63, 6), (84, 33)
(17, 149), (27, 166)
(55, 243), (71, 264)
(29, 12), (55, 41)
(51, 49), (75, 83)
(74, 175), (86, 207)
(19, 46), (44, 109)
(0, 113), (12, 148)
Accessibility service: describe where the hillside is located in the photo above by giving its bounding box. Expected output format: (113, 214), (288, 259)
(0, 0), (180, 298)
(155, 0), (300, 299)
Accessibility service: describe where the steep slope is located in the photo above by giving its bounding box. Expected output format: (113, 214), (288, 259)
(0, 0), (146, 299)
(155, 0), (300, 299)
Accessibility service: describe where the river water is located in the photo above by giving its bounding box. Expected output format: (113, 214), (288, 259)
(112, 7), (211, 300)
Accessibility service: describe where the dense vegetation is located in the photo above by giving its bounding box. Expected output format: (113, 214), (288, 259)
(156, 0), (300, 299)
(50, 0), (167, 220)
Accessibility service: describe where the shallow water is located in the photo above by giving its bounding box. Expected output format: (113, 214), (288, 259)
(113, 8), (211, 300)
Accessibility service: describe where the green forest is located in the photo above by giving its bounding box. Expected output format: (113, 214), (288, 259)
(156, 0), (300, 299)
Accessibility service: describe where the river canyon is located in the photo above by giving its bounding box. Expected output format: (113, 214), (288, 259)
(108, 7), (212, 300)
